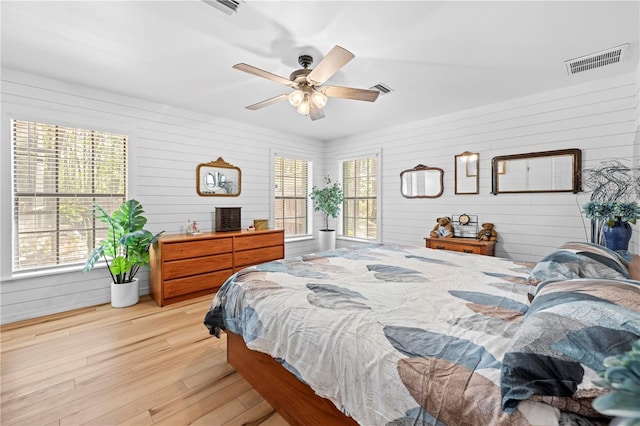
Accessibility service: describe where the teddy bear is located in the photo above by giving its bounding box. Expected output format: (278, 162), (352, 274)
(430, 217), (454, 238)
(477, 223), (498, 241)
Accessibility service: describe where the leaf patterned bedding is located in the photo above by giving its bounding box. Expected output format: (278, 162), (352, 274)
(203, 243), (628, 425)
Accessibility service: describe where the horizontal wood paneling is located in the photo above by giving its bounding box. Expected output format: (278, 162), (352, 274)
(0, 68), (323, 324)
(330, 72), (639, 262)
(1, 67), (638, 324)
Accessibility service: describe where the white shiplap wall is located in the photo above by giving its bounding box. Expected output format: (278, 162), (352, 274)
(327, 72), (639, 262)
(0, 69), (325, 324)
(1, 68), (638, 324)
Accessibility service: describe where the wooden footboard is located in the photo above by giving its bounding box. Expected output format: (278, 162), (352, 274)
(226, 331), (358, 426)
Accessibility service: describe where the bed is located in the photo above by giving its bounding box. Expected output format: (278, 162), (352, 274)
(204, 242), (640, 425)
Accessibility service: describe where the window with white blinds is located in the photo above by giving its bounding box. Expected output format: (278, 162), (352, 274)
(12, 119), (128, 272)
(274, 156), (311, 237)
(341, 156), (378, 240)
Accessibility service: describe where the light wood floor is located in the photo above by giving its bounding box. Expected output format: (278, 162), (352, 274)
(0, 295), (290, 426)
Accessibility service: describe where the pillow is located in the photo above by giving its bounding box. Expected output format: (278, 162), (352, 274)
(500, 277), (640, 417)
(529, 242), (629, 285)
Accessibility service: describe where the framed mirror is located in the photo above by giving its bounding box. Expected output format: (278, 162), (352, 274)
(455, 151), (479, 195)
(400, 164), (444, 198)
(196, 157), (241, 196)
(491, 148), (582, 195)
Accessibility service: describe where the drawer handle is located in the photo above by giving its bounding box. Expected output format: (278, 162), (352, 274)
(436, 246), (446, 250)
(463, 249), (473, 253)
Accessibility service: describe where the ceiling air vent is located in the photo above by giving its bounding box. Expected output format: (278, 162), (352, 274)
(370, 82), (393, 95)
(565, 44), (628, 75)
(202, 0), (241, 15)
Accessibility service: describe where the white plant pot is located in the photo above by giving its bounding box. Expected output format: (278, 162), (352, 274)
(318, 230), (336, 251)
(111, 278), (139, 308)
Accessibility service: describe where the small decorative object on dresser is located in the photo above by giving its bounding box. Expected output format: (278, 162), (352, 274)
(186, 219), (201, 235)
(215, 207), (241, 231)
(253, 219), (269, 230)
(477, 223), (498, 241)
(429, 216), (454, 238)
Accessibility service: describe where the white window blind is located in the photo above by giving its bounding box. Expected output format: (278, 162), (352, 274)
(274, 156), (310, 237)
(12, 119), (128, 272)
(341, 156), (378, 240)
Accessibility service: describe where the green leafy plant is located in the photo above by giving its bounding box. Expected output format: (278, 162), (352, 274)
(83, 199), (164, 284)
(592, 339), (640, 426)
(310, 176), (344, 231)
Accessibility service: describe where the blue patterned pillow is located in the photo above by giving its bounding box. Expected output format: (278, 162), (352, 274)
(529, 242), (629, 285)
(500, 277), (640, 417)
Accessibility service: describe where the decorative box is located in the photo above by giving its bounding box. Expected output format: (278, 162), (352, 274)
(215, 207), (241, 232)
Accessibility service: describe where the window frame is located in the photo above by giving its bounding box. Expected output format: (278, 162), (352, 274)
(6, 111), (133, 278)
(338, 151), (381, 243)
(272, 151), (313, 242)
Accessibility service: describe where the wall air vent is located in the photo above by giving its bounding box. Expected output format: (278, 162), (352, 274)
(565, 44), (628, 75)
(202, 0), (241, 15)
(370, 82), (393, 95)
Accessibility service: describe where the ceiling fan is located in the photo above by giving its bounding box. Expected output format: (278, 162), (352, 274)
(232, 45), (380, 121)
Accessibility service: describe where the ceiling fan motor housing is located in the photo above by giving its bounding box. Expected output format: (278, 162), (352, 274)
(298, 54), (313, 68)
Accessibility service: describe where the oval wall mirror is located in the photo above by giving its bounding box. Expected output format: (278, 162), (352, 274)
(454, 151), (479, 195)
(491, 148), (582, 194)
(400, 164), (444, 198)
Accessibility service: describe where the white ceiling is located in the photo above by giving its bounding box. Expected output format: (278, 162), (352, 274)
(1, 1), (638, 142)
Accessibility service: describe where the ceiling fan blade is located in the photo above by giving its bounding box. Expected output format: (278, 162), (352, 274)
(233, 63), (295, 87)
(306, 45), (355, 86)
(245, 94), (289, 110)
(323, 86), (380, 102)
(309, 103), (325, 121)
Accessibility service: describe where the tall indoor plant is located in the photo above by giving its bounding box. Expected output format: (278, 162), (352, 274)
(582, 160), (640, 251)
(83, 199), (163, 307)
(310, 176), (344, 251)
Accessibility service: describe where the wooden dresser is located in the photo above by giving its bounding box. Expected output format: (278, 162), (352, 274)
(149, 229), (284, 306)
(424, 237), (495, 256)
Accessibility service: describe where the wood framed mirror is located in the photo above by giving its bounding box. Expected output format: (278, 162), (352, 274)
(197, 157), (241, 196)
(491, 148), (582, 195)
(400, 164), (444, 198)
(455, 152), (479, 195)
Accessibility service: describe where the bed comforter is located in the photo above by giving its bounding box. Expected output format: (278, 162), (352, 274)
(204, 243), (630, 425)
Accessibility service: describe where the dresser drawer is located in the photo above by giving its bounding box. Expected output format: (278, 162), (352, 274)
(433, 243), (483, 255)
(164, 269), (233, 299)
(235, 245), (284, 268)
(163, 238), (233, 261)
(163, 253), (233, 280)
(235, 232), (283, 252)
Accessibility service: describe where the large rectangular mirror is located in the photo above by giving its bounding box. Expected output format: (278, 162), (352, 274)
(455, 152), (479, 195)
(491, 148), (581, 194)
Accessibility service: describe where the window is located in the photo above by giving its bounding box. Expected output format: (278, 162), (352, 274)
(341, 155), (378, 240)
(274, 155), (311, 237)
(12, 119), (128, 272)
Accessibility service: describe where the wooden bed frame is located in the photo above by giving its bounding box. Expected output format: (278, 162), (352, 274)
(226, 331), (358, 425)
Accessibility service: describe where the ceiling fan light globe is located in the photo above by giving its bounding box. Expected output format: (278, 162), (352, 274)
(311, 91), (328, 109)
(288, 90), (304, 107)
(297, 101), (310, 115)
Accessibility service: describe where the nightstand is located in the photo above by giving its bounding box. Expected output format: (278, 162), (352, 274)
(424, 237), (495, 256)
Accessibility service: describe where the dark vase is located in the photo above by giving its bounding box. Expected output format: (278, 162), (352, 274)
(602, 219), (632, 251)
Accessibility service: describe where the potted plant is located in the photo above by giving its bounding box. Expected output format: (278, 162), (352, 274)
(592, 339), (640, 425)
(83, 199), (163, 308)
(310, 176), (344, 251)
(581, 160), (640, 251)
